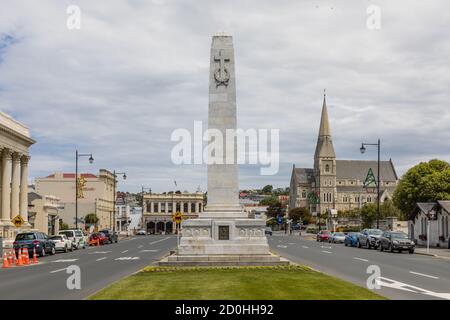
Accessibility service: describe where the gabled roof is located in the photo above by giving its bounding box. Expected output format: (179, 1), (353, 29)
(336, 160), (398, 181)
(437, 200), (450, 214)
(409, 202), (437, 221)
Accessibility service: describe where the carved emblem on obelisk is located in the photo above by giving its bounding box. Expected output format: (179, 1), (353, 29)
(213, 50), (230, 87)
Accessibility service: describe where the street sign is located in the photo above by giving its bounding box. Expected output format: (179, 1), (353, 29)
(277, 216), (283, 225)
(11, 215), (25, 228)
(172, 212), (183, 225)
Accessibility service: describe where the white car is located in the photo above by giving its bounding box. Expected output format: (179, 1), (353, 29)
(49, 235), (73, 253)
(329, 232), (346, 243)
(136, 229), (147, 236)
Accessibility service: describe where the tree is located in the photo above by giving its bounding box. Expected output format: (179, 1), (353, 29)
(393, 159), (450, 215)
(266, 201), (285, 219)
(59, 221), (69, 231)
(288, 207), (311, 224)
(84, 213), (99, 225)
(259, 196), (279, 206)
(361, 203), (377, 228)
(262, 185), (274, 194)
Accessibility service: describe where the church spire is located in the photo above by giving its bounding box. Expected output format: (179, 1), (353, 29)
(314, 91), (336, 160)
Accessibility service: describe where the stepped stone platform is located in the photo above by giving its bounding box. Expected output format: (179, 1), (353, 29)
(159, 254), (290, 267)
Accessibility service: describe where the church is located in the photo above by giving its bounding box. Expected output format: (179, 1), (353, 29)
(289, 94), (399, 215)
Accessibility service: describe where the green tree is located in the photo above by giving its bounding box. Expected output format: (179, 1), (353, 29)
(259, 196), (279, 206)
(393, 159), (450, 215)
(288, 207), (311, 224)
(85, 213), (99, 225)
(266, 201), (285, 219)
(261, 185), (274, 194)
(59, 221), (69, 231)
(361, 203), (377, 228)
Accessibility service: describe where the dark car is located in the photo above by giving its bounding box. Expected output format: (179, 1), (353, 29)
(99, 229), (118, 244)
(90, 232), (109, 245)
(265, 227), (273, 236)
(14, 232), (56, 257)
(379, 231), (415, 253)
(316, 230), (332, 242)
(291, 224), (302, 231)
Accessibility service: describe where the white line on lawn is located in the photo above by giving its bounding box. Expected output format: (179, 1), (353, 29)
(353, 257), (369, 262)
(96, 257), (107, 262)
(149, 237), (171, 246)
(322, 250), (332, 254)
(409, 271), (439, 279)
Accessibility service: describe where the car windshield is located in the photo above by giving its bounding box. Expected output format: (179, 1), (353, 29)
(367, 229), (383, 235)
(50, 236), (62, 240)
(334, 232), (345, 236)
(60, 231), (73, 237)
(322, 231), (331, 234)
(391, 233), (408, 239)
(16, 233), (36, 241)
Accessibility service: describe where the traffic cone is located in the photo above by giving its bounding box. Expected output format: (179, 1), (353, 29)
(8, 251), (13, 265)
(2, 252), (10, 268)
(32, 247), (38, 264)
(23, 248), (29, 265)
(12, 250), (17, 265)
(16, 249), (23, 266)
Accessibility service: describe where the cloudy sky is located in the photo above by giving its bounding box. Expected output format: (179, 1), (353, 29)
(1, 0), (449, 193)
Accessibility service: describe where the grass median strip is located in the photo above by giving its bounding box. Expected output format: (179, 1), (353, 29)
(89, 265), (386, 300)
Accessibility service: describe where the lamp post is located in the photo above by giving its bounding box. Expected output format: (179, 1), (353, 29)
(112, 170), (127, 232)
(360, 139), (381, 229)
(141, 186), (152, 232)
(75, 150), (94, 230)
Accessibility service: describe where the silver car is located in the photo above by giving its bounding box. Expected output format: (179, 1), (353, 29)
(357, 229), (383, 249)
(329, 232), (346, 243)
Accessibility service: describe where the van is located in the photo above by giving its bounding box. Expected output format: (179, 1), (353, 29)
(59, 229), (87, 249)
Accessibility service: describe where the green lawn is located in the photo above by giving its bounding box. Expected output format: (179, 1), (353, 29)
(89, 266), (385, 300)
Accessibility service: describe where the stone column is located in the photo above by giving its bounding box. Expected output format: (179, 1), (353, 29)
(150, 201), (154, 213)
(158, 202), (161, 213)
(20, 156), (30, 225)
(165, 202), (169, 214)
(188, 201), (192, 214)
(11, 153), (21, 219)
(180, 202), (184, 213)
(1, 149), (12, 225)
(195, 202), (200, 214)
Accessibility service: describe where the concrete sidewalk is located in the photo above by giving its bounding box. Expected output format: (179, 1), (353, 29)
(415, 247), (450, 260)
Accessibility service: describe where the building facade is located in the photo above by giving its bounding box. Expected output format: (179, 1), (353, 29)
(289, 95), (399, 215)
(0, 112), (35, 240)
(28, 192), (62, 235)
(143, 192), (204, 234)
(34, 170), (116, 230)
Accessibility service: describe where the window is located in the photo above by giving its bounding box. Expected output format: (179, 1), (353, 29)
(325, 164), (330, 173)
(302, 191), (307, 199)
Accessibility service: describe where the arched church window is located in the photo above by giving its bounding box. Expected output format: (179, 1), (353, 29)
(325, 164), (330, 173)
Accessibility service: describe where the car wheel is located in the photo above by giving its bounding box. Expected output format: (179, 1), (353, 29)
(409, 249), (414, 254)
(40, 248), (45, 257)
(366, 241), (371, 249)
(389, 244), (394, 252)
(357, 240), (361, 248)
(380, 244), (384, 252)
(65, 245), (68, 253)
(50, 246), (56, 255)
(345, 242), (348, 246)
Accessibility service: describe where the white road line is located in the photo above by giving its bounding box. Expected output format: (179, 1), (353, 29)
(51, 259), (79, 263)
(50, 268), (68, 274)
(138, 245), (143, 249)
(140, 249), (160, 253)
(89, 251), (111, 255)
(322, 250), (332, 254)
(115, 257), (140, 261)
(353, 257), (369, 262)
(288, 243), (296, 245)
(409, 271), (439, 279)
(149, 237), (171, 246)
(302, 246), (309, 249)
(378, 277), (450, 300)
(321, 246), (332, 249)
(121, 250), (129, 253)
(96, 257), (107, 262)
(277, 245), (288, 248)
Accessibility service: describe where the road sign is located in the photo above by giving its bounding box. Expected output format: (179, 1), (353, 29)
(277, 216), (283, 225)
(172, 212), (183, 225)
(11, 215), (25, 228)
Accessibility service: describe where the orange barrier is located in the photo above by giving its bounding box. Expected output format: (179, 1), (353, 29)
(16, 249), (23, 266)
(2, 252), (10, 269)
(32, 247), (38, 264)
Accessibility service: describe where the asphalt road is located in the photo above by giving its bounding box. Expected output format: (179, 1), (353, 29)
(268, 234), (450, 300)
(0, 235), (177, 300)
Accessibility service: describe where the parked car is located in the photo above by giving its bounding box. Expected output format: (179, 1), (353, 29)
(316, 230), (332, 242)
(49, 235), (73, 253)
(14, 232), (56, 257)
(136, 229), (147, 236)
(329, 232), (346, 243)
(357, 229), (383, 249)
(344, 232), (359, 247)
(59, 229), (87, 250)
(379, 231), (415, 253)
(99, 229), (118, 244)
(291, 224), (302, 231)
(89, 232), (108, 245)
(265, 227), (273, 236)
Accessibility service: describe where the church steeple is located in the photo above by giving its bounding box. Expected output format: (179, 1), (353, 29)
(314, 91), (336, 160)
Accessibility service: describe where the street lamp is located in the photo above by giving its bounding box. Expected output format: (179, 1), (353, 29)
(112, 170), (127, 232)
(75, 150), (94, 230)
(360, 139), (381, 229)
(141, 186), (152, 231)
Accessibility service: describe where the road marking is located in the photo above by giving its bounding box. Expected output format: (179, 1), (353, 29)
(378, 277), (450, 300)
(121, 250), (129, 253)
(89, 251), (111, 255)
(288, 243), (296, 245)
(149, 237), (171, 246)
(353, 257), (369, 262)
(321, 246), (332, 249)
(138, 245), (143, 249)
(50, 268), (68, 274)
(51, 259), (79, 263)
(277, 245), (288, 248)
(302, 246), (309, 249)
(115, 257), (140, 261)
(322, 250), (332, 254)
(140, 249), (160, 253)
(409, 271), (439, 279)
(96, 257), (107, 262)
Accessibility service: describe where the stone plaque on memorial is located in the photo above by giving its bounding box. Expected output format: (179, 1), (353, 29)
(218, 226), (230, 240)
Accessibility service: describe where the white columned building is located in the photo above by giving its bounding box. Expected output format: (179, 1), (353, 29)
(0, 112), (35, 240)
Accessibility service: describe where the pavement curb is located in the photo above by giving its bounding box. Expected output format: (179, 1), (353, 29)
(415, 251), (450, 261)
